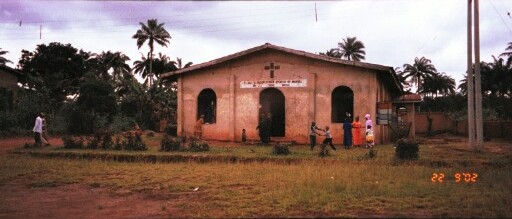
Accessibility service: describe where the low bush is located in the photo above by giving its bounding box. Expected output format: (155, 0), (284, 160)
(272, 143), (291, 155)
(101, 131), (114, 150)
(123, 132), (147, 151)
(358, 148), (378, 160)
(319, 144), (330, 157)
(160, 134), (181, 151)
(165, 124), (177, 136)
(62, 135), (85, 149)
(188, 139), (209, 152)
(113, 136), (122, 150)
(395, 138), (419, 160)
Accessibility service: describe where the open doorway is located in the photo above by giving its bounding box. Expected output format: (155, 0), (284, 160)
(259, 88), (285, 137)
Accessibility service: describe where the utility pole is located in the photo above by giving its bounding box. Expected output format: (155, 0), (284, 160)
(474, 0), (483, 150)
(467, 0), (475, 150)
(467, 0), (483, 151)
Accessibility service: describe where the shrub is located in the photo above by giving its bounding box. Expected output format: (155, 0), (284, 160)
(62, 135), (84, 149)
(123, 132), (147, 151)
(188, 139), (209, 152)
(272, 142), (291, 155)
(87, 133), (101, 149)
(101, 131), (114, 150)
(319, 144), (330, 157)
(395, 138), (419, 160)
(165, 124), (177, 136)
(160, 134), (181, 151)
(113, 136), (122, 150)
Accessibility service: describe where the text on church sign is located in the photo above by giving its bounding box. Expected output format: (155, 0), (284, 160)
(240, 79), (307, 88)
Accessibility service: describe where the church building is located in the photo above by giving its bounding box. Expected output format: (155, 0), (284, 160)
(162, 43), (404, 144)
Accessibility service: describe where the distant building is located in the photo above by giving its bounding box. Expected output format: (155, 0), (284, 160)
(0, 65), (24, 106)
(162, 43), (411, 144)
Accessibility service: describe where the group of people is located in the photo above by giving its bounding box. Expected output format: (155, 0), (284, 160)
(310, 113), (374, 151)
(32, 112), (50, 147)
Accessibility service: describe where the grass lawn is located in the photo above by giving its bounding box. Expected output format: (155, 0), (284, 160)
(0, 134), (511, 218)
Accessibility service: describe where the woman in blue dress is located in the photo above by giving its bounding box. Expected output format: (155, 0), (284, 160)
(343, 117), (353, 149)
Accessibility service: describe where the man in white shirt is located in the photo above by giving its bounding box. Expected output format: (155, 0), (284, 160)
(32, 113), (43, 147)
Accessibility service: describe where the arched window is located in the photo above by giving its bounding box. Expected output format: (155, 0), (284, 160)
(197, 89), (216, 124)
(331, 86), (354, 123)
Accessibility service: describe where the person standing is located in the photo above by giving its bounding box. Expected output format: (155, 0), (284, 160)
(40, 113), (50, 145)
(309, 121), (322, 150)
(352, 116), (363, 147)
(241, 129), (247, 143)
(343, 117), (353, 149)
(321, 126), (336, 151)
(194, 115), (204, 139)
(32, 112), (43, 147)
(256, 113), (269, 144)
(365, 114), (374, 147)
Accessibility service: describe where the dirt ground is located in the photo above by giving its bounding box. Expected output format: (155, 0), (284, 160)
(0, 135), (510, 218)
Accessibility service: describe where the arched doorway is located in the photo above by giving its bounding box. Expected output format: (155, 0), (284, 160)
(259, 88), (285, 137)
(197, 89), (216, 124)
(331, 86), (354, 123)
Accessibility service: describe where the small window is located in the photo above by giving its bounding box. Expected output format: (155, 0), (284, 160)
(331, 86), (354, 123)
(197, 89), (217, 124)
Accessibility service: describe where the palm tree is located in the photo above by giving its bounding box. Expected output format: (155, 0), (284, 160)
(0, 48), (13, 66)
(337, 37), (366, 61)
(402, 57), (437, 92)
(319, 48), (341, 58)
(132, 52), (151, 86)
(132, 19), (171, 86)
(89, 51), (131, 82)
(394, 67), (411, 93)
(499, 42), (512, 66)
(420, 72), (455, 97)
(174, 57), (193, 69)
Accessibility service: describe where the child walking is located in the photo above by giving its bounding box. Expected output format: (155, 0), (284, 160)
(365, 125), (374, 148)
(322, 126), (336, 151)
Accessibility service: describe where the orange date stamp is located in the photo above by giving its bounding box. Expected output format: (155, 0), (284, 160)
(431, 172), (478, 183)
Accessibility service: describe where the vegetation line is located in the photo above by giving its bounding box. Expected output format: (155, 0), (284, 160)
(15, 150), (305, 165)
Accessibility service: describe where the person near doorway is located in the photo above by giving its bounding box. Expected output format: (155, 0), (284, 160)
(194, 115), (204, 139)
(352, 115), (363, 147)
(343, 117), (353, 149)
(309, 121), (322, 150)
(321, 126), (336, 151)
(32, 112), (43, 147)
(256, 113), (269, 144)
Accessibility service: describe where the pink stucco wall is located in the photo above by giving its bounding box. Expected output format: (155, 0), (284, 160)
(177, 50), (394, 144)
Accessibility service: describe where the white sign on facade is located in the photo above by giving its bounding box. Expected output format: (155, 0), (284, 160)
(240, 79), (307, 88)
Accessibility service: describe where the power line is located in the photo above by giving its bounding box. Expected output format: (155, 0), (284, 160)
(490, 0), (512, 34)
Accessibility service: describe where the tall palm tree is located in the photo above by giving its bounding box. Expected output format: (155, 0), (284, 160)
(402, 57), (437, 92)
(0, 48), (13, 66)
(337, 37), (366, 61)
(132, 19), (171, 86)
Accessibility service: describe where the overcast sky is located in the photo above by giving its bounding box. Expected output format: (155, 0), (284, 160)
(1, 0), (511, 87)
